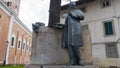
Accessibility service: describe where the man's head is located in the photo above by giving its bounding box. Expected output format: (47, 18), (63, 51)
(69, 2), (76, 9)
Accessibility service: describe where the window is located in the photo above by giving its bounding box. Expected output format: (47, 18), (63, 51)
(18, 41), (21, 49)
(62, 12), (68, 18)
(103, 20), (114, 36)
(26, 45), (29, 51)
(5, 2), (12, 7)
(80, 6), (87, 13)
(0, 14), (2, 18)
(11, 37), (14, 46)
(100, 0), (111, 8)
(15, 5), (18, 9)
(0, 25), (1, 31)
(105, 43), (119, 58)
(22, 43), (25, 51)
(29, 46), (31, 54)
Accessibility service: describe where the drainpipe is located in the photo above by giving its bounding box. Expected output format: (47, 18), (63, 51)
(3, 41), (9, 65)
(3, 15), (14, 65)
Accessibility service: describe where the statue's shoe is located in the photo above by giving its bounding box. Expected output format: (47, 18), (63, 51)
(69, 60), (77, 65)
(78, 60), (84, 66)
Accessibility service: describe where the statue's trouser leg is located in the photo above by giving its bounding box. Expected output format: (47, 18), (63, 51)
(68, 45), (76, 65)
(73, 46), (82, 64)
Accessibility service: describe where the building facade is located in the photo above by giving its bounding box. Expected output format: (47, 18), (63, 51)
(61, 0), (120, 67)
(0, 0), (32, 65)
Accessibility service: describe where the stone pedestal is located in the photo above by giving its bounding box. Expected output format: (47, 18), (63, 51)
(31, 26), (69, 65)
(26, 26), (94, 68)
(25, 65), (98, 68)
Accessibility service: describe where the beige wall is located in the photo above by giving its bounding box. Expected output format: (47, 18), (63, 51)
(83, 1), (115, 22)
(60, 0), (120, 46)
(60, 0), (120, 67)
(89, 18), (119, 43)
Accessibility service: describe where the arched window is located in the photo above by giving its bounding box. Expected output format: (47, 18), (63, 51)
(11, 33), (16, 48)
(22, 40), (26, 51)
(17, 37), (22, 50)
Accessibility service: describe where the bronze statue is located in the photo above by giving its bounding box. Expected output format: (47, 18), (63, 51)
(53, 2), (84, 65)
(62, 2), (84, 65)
(32, 22), (45, 33)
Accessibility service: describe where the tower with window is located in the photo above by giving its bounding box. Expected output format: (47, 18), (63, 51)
(3, 0), (21, 16)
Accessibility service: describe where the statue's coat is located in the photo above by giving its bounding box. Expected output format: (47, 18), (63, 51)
(62, 9), (84, 48)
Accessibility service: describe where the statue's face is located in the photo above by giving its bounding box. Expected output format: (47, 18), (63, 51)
(69, 2), (76, 9)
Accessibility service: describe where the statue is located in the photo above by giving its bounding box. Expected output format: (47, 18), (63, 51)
(63, 2), (84, 65)
(53, 2), (84, 65)
(32, 22), (45, 33)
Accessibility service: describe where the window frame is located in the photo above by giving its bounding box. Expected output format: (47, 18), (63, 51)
(0, 25), (1, 31)
(17, 38), (22, 50)
(10, 33), (16, 48)
(29, 43), (32, 54)
(17, 41), (21, 49)
(22, 42), (26, 51)
(105, 43), (119, 58)
(11, 37), (15, 47)
(5, 1), (12, 7)
(100, 0), (111, 8)
(103, 20), (115, 37)
(0, 14), (2, 18)
(26, 44), (29, 52)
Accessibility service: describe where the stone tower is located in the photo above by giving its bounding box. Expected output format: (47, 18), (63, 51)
(3, 0), (21, 16)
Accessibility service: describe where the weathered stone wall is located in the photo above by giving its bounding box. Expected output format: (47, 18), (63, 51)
(30, 26), (92, 65)
(31, 26), (69, 65)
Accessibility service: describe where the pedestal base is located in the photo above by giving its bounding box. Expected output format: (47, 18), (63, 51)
(25, 64), (98, 68)
(31, 26), (92, 65)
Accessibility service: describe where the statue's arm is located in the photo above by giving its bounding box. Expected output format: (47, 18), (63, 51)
(70, 10), (84, 20)
(52, 23), (65, 29)
(78, 10), (84, 20)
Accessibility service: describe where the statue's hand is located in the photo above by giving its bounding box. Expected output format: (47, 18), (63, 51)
(52, 23), (65, 29)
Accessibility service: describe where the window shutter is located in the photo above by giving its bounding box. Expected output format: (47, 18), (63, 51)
(104, 21), (114, 35)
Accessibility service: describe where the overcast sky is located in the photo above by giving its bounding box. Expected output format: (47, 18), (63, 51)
(19, 0), (78, 31)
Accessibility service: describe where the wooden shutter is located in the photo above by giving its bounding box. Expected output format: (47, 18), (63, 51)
(104, 21), (114, 35)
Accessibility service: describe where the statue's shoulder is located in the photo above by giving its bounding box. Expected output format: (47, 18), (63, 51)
(74, 10), (83, 14)
(74, 9), (81, 12)
(70, 9), (83, 15)
(69, 9), (84, 19)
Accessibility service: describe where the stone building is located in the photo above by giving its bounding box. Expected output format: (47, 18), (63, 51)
(61, 0), (120, 67)
(0, 0), (32, 65)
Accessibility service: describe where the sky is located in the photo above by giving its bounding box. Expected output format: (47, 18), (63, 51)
(19, 0), (78, 31)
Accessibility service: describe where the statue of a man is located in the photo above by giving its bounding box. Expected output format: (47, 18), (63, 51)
(52, 2), (84, 65)
(62, 2), (84, 65)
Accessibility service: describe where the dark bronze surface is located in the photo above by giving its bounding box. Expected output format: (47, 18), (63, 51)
(32, 22), (45, 33)
(53, 2), (84, 65)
